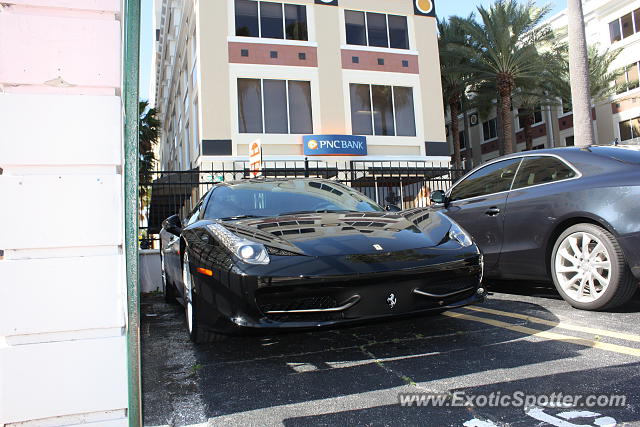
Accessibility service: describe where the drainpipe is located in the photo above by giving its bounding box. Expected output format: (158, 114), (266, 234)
(123, 0), (141, 425)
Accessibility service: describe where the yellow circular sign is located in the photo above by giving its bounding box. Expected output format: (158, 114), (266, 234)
(416, 0), (433, 14)
(307, 139), (318, 150)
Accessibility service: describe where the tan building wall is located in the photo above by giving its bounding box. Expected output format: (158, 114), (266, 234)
(315, 3), (346, 135)
(199, 0), (232, 142)
(415, 16), (446, 144)
(157, 0), (448, 169)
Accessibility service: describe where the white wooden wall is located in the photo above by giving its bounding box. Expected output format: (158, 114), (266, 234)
(0, 1), (128, 425)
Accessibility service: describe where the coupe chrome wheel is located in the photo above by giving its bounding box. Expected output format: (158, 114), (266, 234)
(160, 252), (167, 289)
(555, 231), (611, 303)
(182, 254), (194, 333)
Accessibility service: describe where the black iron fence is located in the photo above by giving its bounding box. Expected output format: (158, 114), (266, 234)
(139, 159), (464, 249)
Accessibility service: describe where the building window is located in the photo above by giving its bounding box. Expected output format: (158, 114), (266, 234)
(349, 84), (416, 136)
(459, 130), (467, 149)
(616, 61), (640, 94)
(609, 8), (640, 43)
(235, 0), (308, 41)
(619, 116), (640, 141)
(517, 106), (543, 128)
(565, 136), (574, 146)
(237, 78), (313, 134)
(482, 118), (498, 141)
(344, 10), (409, 50)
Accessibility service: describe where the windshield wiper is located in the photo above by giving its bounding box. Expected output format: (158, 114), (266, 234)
(218, 214), (265, 221)
(279, 209), (358, 215)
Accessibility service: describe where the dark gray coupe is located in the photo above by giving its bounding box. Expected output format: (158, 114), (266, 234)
(431, 145), (640, 310)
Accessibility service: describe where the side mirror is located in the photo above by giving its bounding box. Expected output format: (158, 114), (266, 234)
(385, 204), (402, 212)
(163, 214), (182, 236)
(430, 190), (447, 206)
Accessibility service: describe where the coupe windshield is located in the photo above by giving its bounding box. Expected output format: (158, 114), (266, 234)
(204, 180), (384, 220)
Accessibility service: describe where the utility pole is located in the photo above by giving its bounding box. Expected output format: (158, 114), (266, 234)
(567, 0), (595, 147)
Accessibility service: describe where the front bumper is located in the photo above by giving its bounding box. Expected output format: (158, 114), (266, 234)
(191, 255), (484, 335)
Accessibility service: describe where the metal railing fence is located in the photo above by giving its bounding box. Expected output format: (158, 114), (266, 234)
(139, 159), (464, 248)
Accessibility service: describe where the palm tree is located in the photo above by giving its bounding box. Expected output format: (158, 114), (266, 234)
(451, 0), (553, 155)
(139, 100), (160, 212)
(567, 0), (594, 147)
(513, 87), (552, 151)
(438, 15), (475, 169)
(545, 44), (625, 106)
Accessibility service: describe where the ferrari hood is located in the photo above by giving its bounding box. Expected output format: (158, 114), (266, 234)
(222, 210), (453, 257)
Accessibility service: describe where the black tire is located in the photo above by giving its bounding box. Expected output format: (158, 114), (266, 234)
(161, 249), (177, 304)
(183, 252), (227, 343)
(551, 223), (637, 310)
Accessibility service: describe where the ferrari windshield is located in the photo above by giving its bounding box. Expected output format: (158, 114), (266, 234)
(204, 180), (384, 220)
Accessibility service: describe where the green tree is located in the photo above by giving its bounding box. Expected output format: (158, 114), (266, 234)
(512, 80), (557, 151)
(452, 0), (553, 155)
(438, 15), (475, 169)
(139, 100), (160, 214)
(545, 44), (625, 108)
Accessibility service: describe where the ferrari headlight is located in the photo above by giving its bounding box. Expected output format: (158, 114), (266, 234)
(206, 223), (270, 265)
(448, 222), (474, 247)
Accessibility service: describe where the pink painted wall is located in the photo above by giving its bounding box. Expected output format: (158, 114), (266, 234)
(0, 0), (127, 424)
(0, 0), (121, 95)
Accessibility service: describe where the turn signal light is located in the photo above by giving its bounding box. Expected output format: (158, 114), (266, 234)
(196, 267), (213, 276)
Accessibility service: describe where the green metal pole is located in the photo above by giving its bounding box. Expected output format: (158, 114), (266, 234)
(123, 0), (141, 425)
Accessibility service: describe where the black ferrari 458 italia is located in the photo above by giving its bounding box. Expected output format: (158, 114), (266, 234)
(160, 178), (484, 342)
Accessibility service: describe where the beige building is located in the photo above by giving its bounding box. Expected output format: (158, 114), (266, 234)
(447, 0), (640, 167)
(154, 0), (449, 172)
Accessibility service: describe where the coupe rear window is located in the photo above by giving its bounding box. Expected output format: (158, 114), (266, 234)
(512, 156), (576, 189)
(204, 180), (383, 220)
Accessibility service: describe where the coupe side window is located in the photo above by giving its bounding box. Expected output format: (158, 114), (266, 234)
(512, 156), (576, 189)
(449, 158), (522, 201)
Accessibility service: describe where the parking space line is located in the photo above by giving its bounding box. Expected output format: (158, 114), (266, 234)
(442, 311), (640, 357)
(464, 306), (640, 343)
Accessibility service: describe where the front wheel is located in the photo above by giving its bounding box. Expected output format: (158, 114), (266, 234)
(161, 249), (177, 304)
(182, 252), (227, 343)
(551, 223), (637, 310)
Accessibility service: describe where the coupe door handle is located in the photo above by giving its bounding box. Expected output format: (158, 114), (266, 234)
(485, 207), (501, 216)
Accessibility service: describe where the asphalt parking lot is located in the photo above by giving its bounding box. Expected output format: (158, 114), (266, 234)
(141, 282), (640, 427)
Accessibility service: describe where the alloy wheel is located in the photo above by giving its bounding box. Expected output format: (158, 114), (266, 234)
(160, 252), (167, 290)
(182, 254), (194, 333)
(554, 231), (612, 303)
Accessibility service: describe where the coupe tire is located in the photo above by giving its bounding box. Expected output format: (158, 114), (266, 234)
(161, 250), (177, 304)
(551, 223), (637, 310)
(182, 252), (227, 343)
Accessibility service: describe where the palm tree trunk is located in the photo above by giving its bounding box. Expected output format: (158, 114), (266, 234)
(449, 102), (462, 169)
(496, 98), (505, 156)
(498, 87), (514, 154)
(567, 0), (595, 147)
(463, 109), (472, 168)
(523, 114), (534, 151)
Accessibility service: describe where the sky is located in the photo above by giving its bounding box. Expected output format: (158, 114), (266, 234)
(138, 0), (568, 103)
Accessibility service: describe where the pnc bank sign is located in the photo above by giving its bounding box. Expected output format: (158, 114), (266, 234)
(303, 135), (367, 156)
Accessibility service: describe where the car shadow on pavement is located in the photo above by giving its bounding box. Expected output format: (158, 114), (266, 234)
(281, 361), (640, 426)
(138, 294), (598, 426)
(486, 280), (640, 313)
